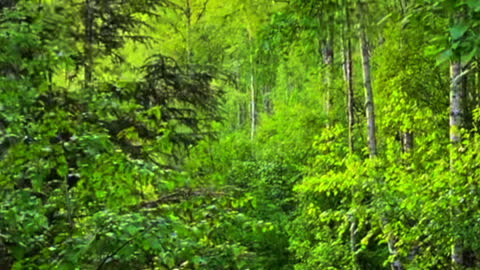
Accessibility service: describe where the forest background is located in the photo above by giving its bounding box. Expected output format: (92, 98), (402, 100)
(1, 0), (480, 269)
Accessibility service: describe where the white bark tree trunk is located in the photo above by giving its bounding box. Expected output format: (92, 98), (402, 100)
(359, 1), (402, 268)
(322, 13), (335, 124)
(343, 2), (358, 267)
(360, 30), (377, 158)
(450, 60), (464, 269)
(250, 71), (256, 140)
(249, 34), (256, 140)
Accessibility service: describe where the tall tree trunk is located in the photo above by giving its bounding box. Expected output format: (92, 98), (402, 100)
(185, 0), (192, 70)
(449, 5), (469, 267)
(345, 37), (355, 151)
(343, 1), (358, 267)
(250, 70), (256, 140)
(322, 13), (335, 124)
(474, 69), (479, 109)
(450, 59), (464, 269)
(84, 0), (94, 87)
(249, 34), (256, 140)
(358, 1), (402, 268)
(359, 29), (377, 158)
(360, 28), (401, 270)
(344, 3), (355, 154)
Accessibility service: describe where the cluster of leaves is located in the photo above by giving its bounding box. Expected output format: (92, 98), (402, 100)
(0, 1), (244, 269)
(8, 0), (480, 269)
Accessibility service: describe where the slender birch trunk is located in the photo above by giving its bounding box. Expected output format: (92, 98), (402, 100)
(346, 42), (355, 152)
(343, 1), (358, 267)
(449, 5), (469, 266)
(344, 2), (355, 154)
(359, 29), (377, 158)
(358, 1), (403, 268)
(322, 14), (335, 124)
(250, 69), (256, 140)
(249, 34), (256, 140)
(361, 27), (405, 270)
(450, 59), (464, 269)
(360, 23), (403, 270)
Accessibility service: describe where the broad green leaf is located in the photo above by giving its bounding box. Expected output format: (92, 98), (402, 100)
(467, 0), (480, 11)
(450, 23), (469, 40)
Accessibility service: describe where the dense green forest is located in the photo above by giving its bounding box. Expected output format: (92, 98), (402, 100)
(2, 0), (480, 269)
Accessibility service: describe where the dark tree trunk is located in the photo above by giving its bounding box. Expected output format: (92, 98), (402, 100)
(84, 0), (94, 87)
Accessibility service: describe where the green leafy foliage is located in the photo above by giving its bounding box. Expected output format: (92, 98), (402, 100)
(5, 0), (480, 269)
